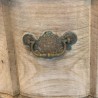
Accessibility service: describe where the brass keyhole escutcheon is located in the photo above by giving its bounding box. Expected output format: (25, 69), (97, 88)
(23, 31), (77, 58)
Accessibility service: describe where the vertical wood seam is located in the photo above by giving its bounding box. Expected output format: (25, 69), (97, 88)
(1, 0), (20, 96)
(90, 0), (97, 97)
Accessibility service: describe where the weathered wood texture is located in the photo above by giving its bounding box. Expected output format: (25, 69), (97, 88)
(9, 0), (90, 97)
(0, 94), (12, 98)
(91, 0), (98, 97)
(18, 95), (90, 98)
(0, 94), (92, 98)
(0, 0), (20, 96)
(0, 93), (14, 98)
(0, 0), (14, 95)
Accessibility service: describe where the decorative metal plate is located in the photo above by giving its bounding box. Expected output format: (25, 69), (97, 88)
(23, 31), (77, 58)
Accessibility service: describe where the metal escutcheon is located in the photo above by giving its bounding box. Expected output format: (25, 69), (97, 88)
(23, 31), (77, 58)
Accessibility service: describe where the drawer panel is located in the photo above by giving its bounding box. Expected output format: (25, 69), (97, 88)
(10, 0), (90, 97)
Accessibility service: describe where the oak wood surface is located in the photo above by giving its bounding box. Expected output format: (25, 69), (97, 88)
(0, 93), (14, 98)
(0, 1), (15, 95)
(91, 0), (98, 97)
(0, 0), (92, 98)
(9, 0), (91, 97)
(0, 0), (20, 96)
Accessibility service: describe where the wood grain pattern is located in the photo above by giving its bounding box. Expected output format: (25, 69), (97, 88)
(19, 95), (88, 98)
(0, 0), (20, 96)
(0, 1), (14, 95)
(0, 93), (14, 98)
(9, 0), (91, 97)
(91, 0), (98, 97)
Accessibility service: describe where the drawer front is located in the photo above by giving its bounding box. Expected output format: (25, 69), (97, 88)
(3, 0), (91, 97)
